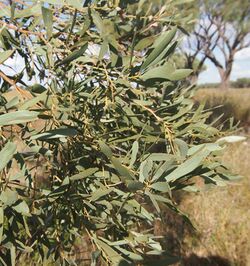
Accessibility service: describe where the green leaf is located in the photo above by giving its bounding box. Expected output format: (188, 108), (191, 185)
(65, 0), (82, 9)
(56, 43), (88, 67)
(10, 245), (16, 266)
(99, 141), (113, 158)
(12, 201), (30, 216)
(0, 142), (16, 172)
(141, 63), (174, 81)
(116, 246), (143, 261)
(14, 4), (41, 19)
(91, 10), (104, 34)
(90, 188), (113, 202)
(29, 84), (47, 94)
(167, 69), (193, 80)
(0, 206), (3, 244)
(0, 7), (10, 17)
(70, 168), (99, 181)
(129, 141), (139, 167)
(5, 96), (19, 109)
(146, 153), (174, 161)
(166, 147), (211, 183)
(174, 139), (189, 159)
(31, 128), (78, 140)
(112, 157), (135, 181)
(141, 64), (192, 81)
(150, 182), (171, 194)
(145, 190), (160, 213)
(94, 238), (124, 264)
(139, 160), (153, 182)
(19, 91), (47, 110)
(148, 41), (178, 67)
(99, 40), (109, 60)
(0, 50), (14, 64)
(127, 181), (144, 192)
(41, 7), (53, 39)
(152, 158), (176, 182)
(141, 27), (177, 70)
(135, 36), (155, 50)
(0, 110), (38, 126)
(0, 190), (18, 206)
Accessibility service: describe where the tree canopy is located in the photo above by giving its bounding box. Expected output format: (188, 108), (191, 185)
(183, 0), (250, 88)
(0, 0), (238, 265)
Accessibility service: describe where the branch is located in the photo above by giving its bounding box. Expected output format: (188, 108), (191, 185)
(0, 21), (45, 37)
(0, 71), (33, 99)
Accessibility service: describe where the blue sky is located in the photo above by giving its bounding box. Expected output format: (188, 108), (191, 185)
(1, 45), (249, 86)
(198, 47), (250, 84)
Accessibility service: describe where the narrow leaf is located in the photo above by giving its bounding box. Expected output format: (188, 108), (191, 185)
(0, 142), (17, 172)
(166, 148), (211, 182)
(0, 110), (38, 126)
(70, 168), (99, 181)
(41, 7), (53, 39)
(12, 201), (30, 216)
(129, 141), (139, 167)
(150, 182), (171, 193)
(0, 50), (14, 64)
(31, 128), (78, 140)
(56, 43), (88, 67)
(141, 65), (192, 81)
(0, 206), (3, 244)
(141, 27), (177, 70)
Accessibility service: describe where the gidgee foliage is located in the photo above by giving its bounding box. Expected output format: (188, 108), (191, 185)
(0, 0), (238, 265)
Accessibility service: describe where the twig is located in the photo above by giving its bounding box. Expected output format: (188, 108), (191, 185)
(0, 71), (33, 99)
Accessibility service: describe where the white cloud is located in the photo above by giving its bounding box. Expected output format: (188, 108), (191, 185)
(235, 47), (250, 61)
(231, 59), (250, 80)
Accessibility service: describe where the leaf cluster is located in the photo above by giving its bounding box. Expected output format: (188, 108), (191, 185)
(0, 0), (238, 265)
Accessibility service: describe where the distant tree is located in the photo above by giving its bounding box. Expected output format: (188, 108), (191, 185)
(183, 0), (250, 89)
(170, 53), (207, 83)
(232, 78), (250, 88)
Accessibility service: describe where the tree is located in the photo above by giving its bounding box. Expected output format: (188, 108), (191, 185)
(0, 0), (238, 265)
(183, 0), (250, 89)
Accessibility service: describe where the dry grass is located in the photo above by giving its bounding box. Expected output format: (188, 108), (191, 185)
(179, 139), (250, 266)
(194, 89), (250, 131)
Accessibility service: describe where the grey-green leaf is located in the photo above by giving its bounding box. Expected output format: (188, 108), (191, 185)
(141, 65), (192, 81)
(168, 69), (193, 80)
(12, 201), (30, 216)
(140, 27), (177, 70)
(99, 141), (113, 158)
(112, 157), (135, 181)
(0, 50), (14, 64)
(56, 43), (88, 67)
(41, 7), (53, 39)
(0, 142), (17, 172)
(150, 182), (171, 193)
(70, 168), (99, 181)
(141, 63), (175, 81)
(127, 181), (144, 192)
(129, 141), (139, 167)
(0, 110), (39, 126)
(166, 148), (211, 183)
(0, 206), (3, 244)
(31, 128), (78, 140)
